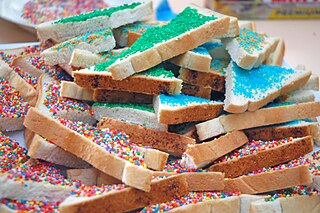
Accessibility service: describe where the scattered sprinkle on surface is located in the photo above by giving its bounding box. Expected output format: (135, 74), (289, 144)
(71, 184), (126, 197)
(191, 47), (210, 55)
(163, 159), (207, 173)
(1, 198), (60, 212)
(236, 29), (267, 54)
(159, 94), (215, 107)
(210, 59), (230, 76)
(265, 185), (319, 202)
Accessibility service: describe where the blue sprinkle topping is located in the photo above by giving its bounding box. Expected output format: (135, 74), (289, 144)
(236, 29), (267, 54)
(210, 59), (230, 76)
(201, 41), (223, 50)
(159, 94), (215, 107)
(191, 47), (209, 55)
(232, 63), (297, 99)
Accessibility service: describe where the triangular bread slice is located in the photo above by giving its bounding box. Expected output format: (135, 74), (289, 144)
(36, 1), (153, 43)
(41, 29), (116, 66)
(90, 6), (231, 80)
(24, 107), (156, 192)
(208, 136), (313, 178)
(224, 29), (279, 70)
(224, 63), (312, 113)
(154, 94), (223, 125)
(265, 38), (285, 67)
(97, 117), (195, 155)
(93, 102), (167, 131)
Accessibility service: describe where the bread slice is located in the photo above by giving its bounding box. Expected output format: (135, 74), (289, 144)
(181, 131), (249, 169)
(224, 163), (312, 194)
(181, 83), (212, 99)
(0, 131), (28, 172)
(154, 94), (223, 125)
(238, 20), (256, 31)
(69, 48), (127, 69)
(93, 89), (153, 104)
(36, 1), (153, 43)
(24, 107), (155, 192)
(0, 59), (37, 106)
(265, 38), (285, 66)
(276, 89), (315, 103)
(209, 136), (313, 178)
(66, 168), (122, 185)
(196, 101), (320, 141)
(224, 63), (312, 113)
(74, 65), (183, 95)
(60, 81), (94, 101)
(0, 199), (60, 213)
(0, 77), (30, 132)
(97, 117), (195, 155)
(306, 150), (320, 191)
(12, 54), (43, 78)
(41, 29), (116, 66)
(169, 47), (212, 72)
(243, 120), (315, 142)
(179, 58), (230, 92)
(93, 102), (168, 131)
(0, 160), (77, 202)
(91, 6), (230, 80)
(250, 186), (320, 213)
(113, 21), (166, 47)
(224, 29), (279, 70)
(28, 134), (90, 168)
(139, 192), (240, 213)
(59, 175), (188, 213)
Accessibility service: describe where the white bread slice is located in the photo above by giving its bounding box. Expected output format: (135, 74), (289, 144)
(60, 81), (94, 101)
(93, 102), (168, 131)
(66, 168), (122, 185)
(74, 66), (183, 95)
(36, 1), (153, 43)
(276, 89), (315, 103)
(299, 74), (319, 90)
(154, 94), (223, 125)
(95, 6), (230, 80)
(41, 29), (116, 66)
(196, 102), (320, 141)
(181, 131), (248, 169)
(12, 54), (43, 78)
(139, 192), (240, 213)
(113, 21), (166, 47)
(224, 164), (312, 194)
(169, 47), (212, 72)
(59, 175), (188, 213)
(239, 194), (267, 213)
(0, 78), (30, 132)
(0, 59), (37, 106)
(224, 29), (279, 70)
(208, 10), (239, 39)
(224, 63), (312, 113)
(69, 48), (127, 69)
(97, 117), (195, 156)
(265, 38), (285, 67)
(0, 199), (60, 213)
(238, 20), (256, 31)
(0, 160), (76, 202)
(209, 136), (313, 178)
(24, 107), (154, 192)
(28, 134), (90, 168)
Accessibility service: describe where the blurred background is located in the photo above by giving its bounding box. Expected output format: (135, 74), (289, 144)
(0, 0), (319, 74)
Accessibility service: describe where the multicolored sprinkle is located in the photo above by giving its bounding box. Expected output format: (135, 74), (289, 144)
(0, 77), (30, 119)
(43, 81), (93, 116)
(163, 159), (207, 173)
(236, 29), (267, 54)
(11, 66), (38, 89)
(21, 0), (109, 25)
(1, 198), (60, 212)
(56, 118), (146, 167)
(140, 191), (240, 212)
(71, 184), (126, 197)
(0, 51), (16, 64)
(265, 185), (319, 202)
(216, 138), (294, 163)
(0, 132), (28, 173)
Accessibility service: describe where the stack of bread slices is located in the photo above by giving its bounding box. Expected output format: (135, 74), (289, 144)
(0, 1), (319, 212)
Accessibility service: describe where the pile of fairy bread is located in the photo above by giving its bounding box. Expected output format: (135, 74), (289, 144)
(0, 1), (319, 212)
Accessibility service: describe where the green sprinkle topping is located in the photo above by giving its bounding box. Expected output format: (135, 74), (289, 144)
(138, 66), (174, 78)
(93, 102), (154, 113)
(51, 29), (113, 51)
(54, 2), (141, 24)
(94, 7), (217, 71)
(236, 29), (267, 54)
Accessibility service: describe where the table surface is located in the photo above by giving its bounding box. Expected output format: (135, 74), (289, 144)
(0, 2), (320, 75)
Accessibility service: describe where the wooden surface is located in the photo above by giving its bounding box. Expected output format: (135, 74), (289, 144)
(0, 1), (319, 75)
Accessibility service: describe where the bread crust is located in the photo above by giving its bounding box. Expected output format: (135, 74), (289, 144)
(224, 165), (312, 194)
(209, 136), (313, 178)
(170, 50), (212, 72)
(93, 89), (153, 104)
(24, 107), (154, 192)
(97, 117), (195, 156)
(74, 71), (182, 95)
(60, 81), (94, 101)
(59, 174), (188, 213)
(265, 38), (285, 67)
